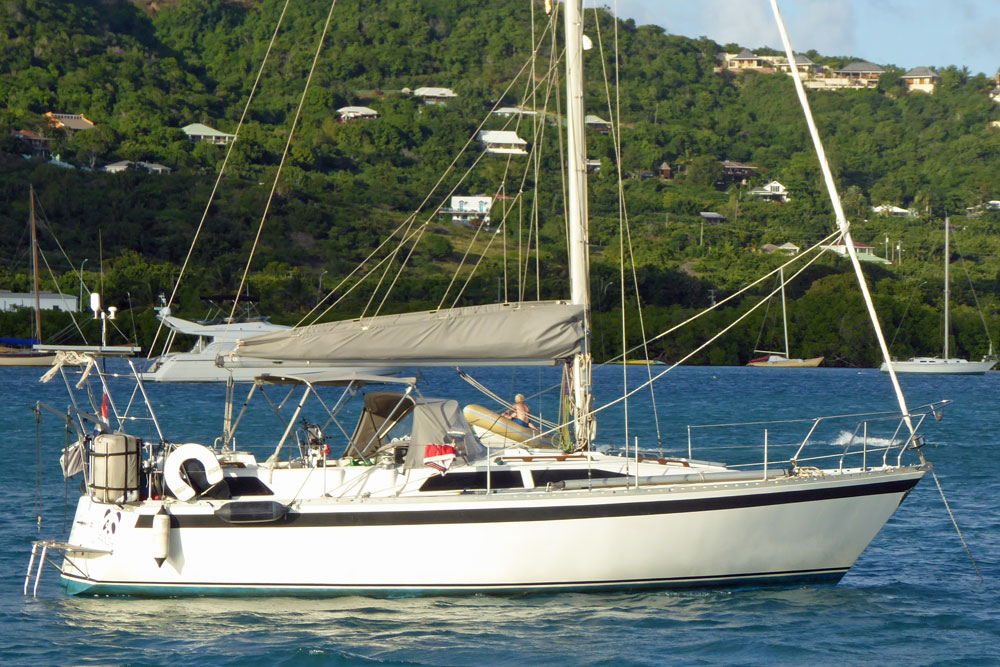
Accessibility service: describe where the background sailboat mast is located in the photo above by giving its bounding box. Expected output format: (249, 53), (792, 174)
(943, 216), (950, 360)
(564, 0), (592, 447)
(29, 186), (42, 343)
(780, 266), (789, 360)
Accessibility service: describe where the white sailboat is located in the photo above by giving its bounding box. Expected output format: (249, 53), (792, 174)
(140, 304), (398, 382)
(747, 267), (824, 367)
(880, 218), (996, 375)
(26, 1), (941, 597)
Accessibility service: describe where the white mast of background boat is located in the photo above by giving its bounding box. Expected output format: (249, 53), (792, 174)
(564, 0), (593, 448)
(879, 216), (996, 374)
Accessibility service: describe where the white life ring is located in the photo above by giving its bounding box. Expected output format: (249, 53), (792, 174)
(164, 444), (223, 501)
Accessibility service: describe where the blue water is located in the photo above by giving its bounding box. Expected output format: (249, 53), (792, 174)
(3, 365), (998, 665)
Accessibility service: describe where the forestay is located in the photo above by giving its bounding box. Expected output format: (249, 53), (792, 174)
(231, 301), (585, 366)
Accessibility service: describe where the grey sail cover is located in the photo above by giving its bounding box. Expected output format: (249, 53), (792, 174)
(232, 301), (585, 366)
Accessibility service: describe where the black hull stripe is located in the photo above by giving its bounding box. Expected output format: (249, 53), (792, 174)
(62, 567), (850, 596)
(134, 477), (920, 529)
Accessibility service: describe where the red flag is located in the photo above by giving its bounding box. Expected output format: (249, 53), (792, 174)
(100, 392), (109, 425)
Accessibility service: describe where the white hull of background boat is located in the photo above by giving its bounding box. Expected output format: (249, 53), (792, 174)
(139, 352), (372, 383)
(58, 464), (924, 595)
(879, 358), (995, 375)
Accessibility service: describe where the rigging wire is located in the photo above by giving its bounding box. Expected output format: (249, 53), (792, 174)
(151, 0), (294, 357)
(230, 0), (340, 324)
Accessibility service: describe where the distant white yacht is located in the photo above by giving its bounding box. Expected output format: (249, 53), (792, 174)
(880, 218), (995, 375)
(141, 309), (396, 382)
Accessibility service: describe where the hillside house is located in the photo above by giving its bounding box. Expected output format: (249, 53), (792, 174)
(478, 130), (528, 155)
(700, 212), (725, 225)
(721, 160), (758, 184)
(446, 195), (493, 227)
(492, 106), (538, 118)
(989, 77), (1000, 104)
(821, 238), (890, 264)
(901, 67), (940, 94)
(777, 242), (800, 255)
(103, 160), (171, 175)
(584, 115), (612, 132)
(726, 48), (766, 70)
(337, 106), (378, 122)
(45, 112), (95, 132)
(585, 159), (602, 174)
(834, 61), (884, 87)
(775, 54), (819, 75)
(658, 162), (672, 179)
(182, 123), (235, 145)
(872, 204), (916, 218)
(10, 130), (52, 157)
(413, 87), (457, 104)
(748, 180), (790, 202)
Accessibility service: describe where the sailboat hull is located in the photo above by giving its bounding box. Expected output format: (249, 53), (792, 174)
(748, 356), (824, 368)
(0, 351), (56, 366)
(58, 467), (923, 596)
(879, 358), (996, 375)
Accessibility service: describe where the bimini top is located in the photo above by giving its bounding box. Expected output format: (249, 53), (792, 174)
(233, 301), (586, 367)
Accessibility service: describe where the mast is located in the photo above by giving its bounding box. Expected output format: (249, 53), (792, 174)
(564, 0), (592, 448)
(30, 186), (42, 344)
(780, 266), (789, 359)
(943, 216), (950, 360)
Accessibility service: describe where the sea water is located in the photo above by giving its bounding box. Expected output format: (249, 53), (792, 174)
(2, 365), (998, 665)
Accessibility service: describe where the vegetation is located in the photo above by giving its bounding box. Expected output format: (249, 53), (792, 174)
(1, 0), (999, 366)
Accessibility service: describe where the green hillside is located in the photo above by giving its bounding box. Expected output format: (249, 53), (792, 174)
(1, 0), (999, 365)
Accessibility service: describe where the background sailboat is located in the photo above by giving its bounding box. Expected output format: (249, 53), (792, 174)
(880, 217), (995, 375)
(0, 187), (57, 366)
(747, 267), (823, 367)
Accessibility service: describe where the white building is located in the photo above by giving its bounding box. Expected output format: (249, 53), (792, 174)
(748, 181), (790, 202)
(0, 290), (78, 312)
(872, 204), (916, 218)
(103, 160), (171, 174)
(181, 123), (236, 145)
(413, 87), (457, 104)
(478, 130), (528, 155)
(447, 195), (493, 227)
(337, 106), (378, 122)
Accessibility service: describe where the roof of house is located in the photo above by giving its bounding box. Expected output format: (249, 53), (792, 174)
(11, 129), (50, 141)
(45, 112), (95, 131)
(777, 242), (800, 251)
(585, 114), (610, 125)
(776, 54), (815, 66)
(699, 212), (725, 221)
(337, 106), (378, 116)
(478, 130), (527, 145)
(901, 66), (940, 79)
(181, 123), (235, 138)
(733, 48), (758, 60)
(828, 238), (874, 248)
(492, 106), (538, 116)
(413, 87), (457, 98)
(721, 160), (758, 169)
(837, 61), (884, 73)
